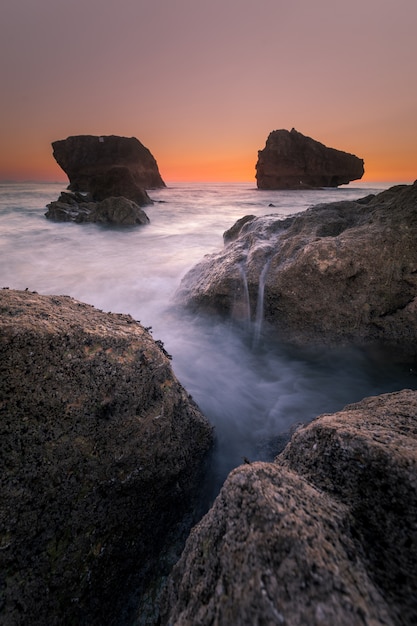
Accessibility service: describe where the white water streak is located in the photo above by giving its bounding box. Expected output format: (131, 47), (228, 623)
(237, 263), (251, 329)
(253, 258), (271, 348)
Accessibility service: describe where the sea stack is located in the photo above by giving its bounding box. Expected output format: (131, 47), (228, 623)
(52, 134), (166, 202)
(256, 128), (364, 189)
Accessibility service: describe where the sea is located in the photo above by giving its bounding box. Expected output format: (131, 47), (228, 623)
(1, 180), (415, 498)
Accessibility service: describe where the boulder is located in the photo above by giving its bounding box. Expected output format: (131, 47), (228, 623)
(52, 134), (166, 204)
(45, 191), (150, 225)
(176, 181), (417, 357)
(161, 389), (417, 625)
(0, 288), (213, 625)
(256, 128), (364, 189)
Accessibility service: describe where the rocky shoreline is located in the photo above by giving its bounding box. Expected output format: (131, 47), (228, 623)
(2, 180), (417, 624)
(161, 389), (417, 626)
(0, 289), (213, 625)
(177, 181), (417, 358)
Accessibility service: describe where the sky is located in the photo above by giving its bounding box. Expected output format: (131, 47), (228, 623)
(1, 0), (416, 183)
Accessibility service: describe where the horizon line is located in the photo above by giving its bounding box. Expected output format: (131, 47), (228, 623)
(0, 178), (414, 186)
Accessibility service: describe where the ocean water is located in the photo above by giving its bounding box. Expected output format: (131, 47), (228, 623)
(1, 180), (415, 496)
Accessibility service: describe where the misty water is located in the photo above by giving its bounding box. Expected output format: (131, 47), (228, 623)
(1, 181), (416, 499)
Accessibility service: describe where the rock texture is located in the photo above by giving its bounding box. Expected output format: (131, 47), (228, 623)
(45, 191), (150, 225)
(0, 288), (213, 625)
(256, 128), (364, 189)
(161, 389), (417, 626)
(176, 181), (417, 357)
(52, 134), (166, 202)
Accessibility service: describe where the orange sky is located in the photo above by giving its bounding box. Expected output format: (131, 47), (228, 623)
(1, 0), (416, 184)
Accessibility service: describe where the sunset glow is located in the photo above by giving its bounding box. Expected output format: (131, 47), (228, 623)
(1, 0), (416, 185)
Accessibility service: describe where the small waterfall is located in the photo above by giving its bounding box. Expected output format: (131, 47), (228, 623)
(235, 255), (271, 346)
(237, 263), (251, 329)
(253, 258), (271, 348)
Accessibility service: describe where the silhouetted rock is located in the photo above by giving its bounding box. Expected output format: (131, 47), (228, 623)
(176, 181), (417, 357)
(0, 288), (213, 625)
(52, 134), (166, 204)
(46, 191), (150, 225)
(161, 389), (417, 626)
(85, 166), (155, 203)
(256, 128), (364, 189)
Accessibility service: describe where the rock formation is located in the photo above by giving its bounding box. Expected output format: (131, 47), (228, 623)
(256, 128), (364, 189)
(46, 134), (166, 223)
(0, 288), (213, 625)
(176, 181), (417, 357)
(45, 190), (150, 225)
(52, 134), (166, 202)
(161, 389), (417, 625)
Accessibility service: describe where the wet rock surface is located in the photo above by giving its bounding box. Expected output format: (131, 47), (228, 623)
(161, 389), (417, 626)
(0, 288), (213, 625)
(45, 191), (150, 225)
(256, 128), (364, 189)
(177, 181), (417, 357)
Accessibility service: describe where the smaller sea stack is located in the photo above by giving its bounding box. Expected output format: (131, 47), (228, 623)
(256, 128), (364, 189)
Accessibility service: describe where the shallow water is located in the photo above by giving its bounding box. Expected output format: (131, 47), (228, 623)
(1, 180), (415, 497)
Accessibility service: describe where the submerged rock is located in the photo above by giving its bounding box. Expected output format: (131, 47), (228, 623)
(161, 389), (417, 625)
(0, 288), (213, 625)
(176, 181), (417, 357)
(256, 128), (364, 189)
(45, 191), (150, 225)
(52, 134), (166, 204)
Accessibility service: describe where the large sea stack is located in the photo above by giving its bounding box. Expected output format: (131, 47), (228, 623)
(0, 288), (213, 625)
(52, 134), (166, 202)
(256, 128), (364, 189)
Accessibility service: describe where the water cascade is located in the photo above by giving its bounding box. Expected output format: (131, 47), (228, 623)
(236, 263), (251, 329)
(236, 255), (272, 347)
(253, 257), (272, 348)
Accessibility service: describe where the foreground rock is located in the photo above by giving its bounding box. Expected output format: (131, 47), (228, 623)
(0, 288), (213, 625)
(177, 181), (417, 357)
(52, 134), (165, 207)
(45, 191), (150, 225)
(256, 128), (364, 189)
(161, 389), (417, 625)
